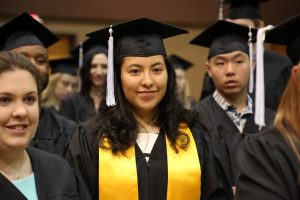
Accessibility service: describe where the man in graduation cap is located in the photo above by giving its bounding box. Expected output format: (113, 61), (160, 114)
(200, 0), (293, 112)
(43, 57), (79, 113)
(235, 13), (300, 200)
(0, 12), (77, 157)
(168, 54), (196, 109)
(191, 20), (275, 196)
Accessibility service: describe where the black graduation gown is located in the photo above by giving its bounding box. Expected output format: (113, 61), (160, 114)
(263, 49), (293, 111)
(0, 147), (90, 200)
(30, 107), (77, 157)
(65, 119), (228, 200)
(235, 126), (300, 200)
(59, 93), (96, 123)
(199, 50), (293, 111)
(194, 96), (275, 188)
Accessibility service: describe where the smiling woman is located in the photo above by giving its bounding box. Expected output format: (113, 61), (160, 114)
(66, 18), (226, 200)
(0, 51), (89, 200)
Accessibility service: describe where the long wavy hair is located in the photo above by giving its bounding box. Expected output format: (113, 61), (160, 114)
(91, 55), (201, 154)
(80, 46), (108, 96)
(274, 64), (300, 161)
(42, 73), (61, 108)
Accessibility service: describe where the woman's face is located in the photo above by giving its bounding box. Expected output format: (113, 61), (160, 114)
(90, 53), (108, 88)
(54, 74), (78, 102)
(121, 55), (168, 117)
(0, 69), (39, 152)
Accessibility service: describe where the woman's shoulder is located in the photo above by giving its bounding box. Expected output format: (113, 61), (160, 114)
(27, 147), (70, 168)
(26, 147), (83, 199)
(241, 126), (298, 162)
(244, 126), (287, 148)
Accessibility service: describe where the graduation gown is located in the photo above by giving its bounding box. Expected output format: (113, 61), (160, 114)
(0, 147), (89, 200)
(199, 49), (293, 111)
(235, 126), (300, 200)
(65, 119), (228, 200)
(264, 49), (293, 111)
(60, 93), (96, 123)
(30, 107), (77, 157)
(194, 96), (275, 188)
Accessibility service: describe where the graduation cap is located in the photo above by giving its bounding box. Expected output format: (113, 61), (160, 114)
(0, 12), (59, 51)
(71, 37), (108, 69)
(190, 20), (257, 59)
(265, 13), (300, 65)
(86, 18), (188, 106)
(224, 0), (268, 19)
(168, 54), (193, 70)
(49, 57), (78, 76)
(86, 18), (188, 57)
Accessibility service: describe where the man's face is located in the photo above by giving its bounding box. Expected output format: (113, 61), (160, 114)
(11, 45), (49, 91)
(206, 51), (251, 100)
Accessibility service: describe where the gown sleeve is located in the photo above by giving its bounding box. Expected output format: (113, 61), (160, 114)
(65, 122), (98, 200)
(235, 128), (300, 200)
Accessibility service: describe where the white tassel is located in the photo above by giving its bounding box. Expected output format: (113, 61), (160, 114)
(255, 25), (273, 129)
(79, 42), (83, 69)
(248, 26), (254, 94)
(218, 0), (224, 20)
(106, 25), (116, 106)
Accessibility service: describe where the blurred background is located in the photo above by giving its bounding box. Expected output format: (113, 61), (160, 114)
(1, 0), (299, 100)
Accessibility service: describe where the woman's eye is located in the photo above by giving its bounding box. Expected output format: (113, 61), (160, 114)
(24, 96), (37, 104)
(0, 97), (11, 105)
(153, 67), (163, 73)
(129, 69), (141, 74)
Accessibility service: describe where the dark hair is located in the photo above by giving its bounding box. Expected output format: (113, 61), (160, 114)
(91, 55), (201, 154)
(80, 46), (108, 96)
(0, 51), (41, 105)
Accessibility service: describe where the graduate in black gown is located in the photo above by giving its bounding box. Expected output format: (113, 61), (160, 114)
(200, 0), (293, 111)
(0, 52), (88, 200)
(43, 57), (79, 113)
(59, 38), (108, 123)
(168, 54), (196, 109)
(191, 20), (275, 197)
(66, 18), (227, 200)
(235, 13), (300, 200)
(0, 12), (77, 157)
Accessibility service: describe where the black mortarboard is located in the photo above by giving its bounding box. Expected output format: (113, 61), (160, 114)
(265, 13), (300, 65)
(71, 37), (108, 58)
(224, 0), (268, 19)
(168, 54), (193, 70)
(71, 37), (108, 68)
(190, 20), (257, 59)
(86, 18), (188, 57)
(49, 57), (78, 76)
(0, 12), (59, 51)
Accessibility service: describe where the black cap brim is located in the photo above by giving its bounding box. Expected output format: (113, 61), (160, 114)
(0, 12), (59, 50)
(168, 54), (193, 70)
(49, 57), (78, 75)
(190, 20), (257, 58)
(86, 18), (188, 57)
(266, 13), (300, 64)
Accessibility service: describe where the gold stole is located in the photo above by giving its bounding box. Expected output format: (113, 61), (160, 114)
(99, 123), (201, 200)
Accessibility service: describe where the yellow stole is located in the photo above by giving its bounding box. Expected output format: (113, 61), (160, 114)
(99, 123), (201, 200)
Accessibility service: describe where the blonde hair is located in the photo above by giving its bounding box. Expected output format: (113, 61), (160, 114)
(42, 73), (62, 108)
(274, 65), (300, 161)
